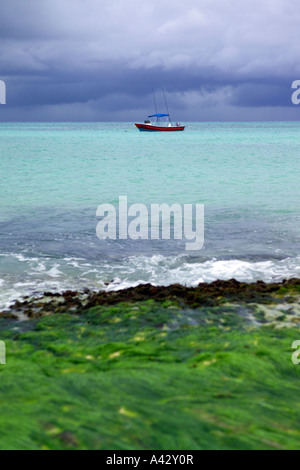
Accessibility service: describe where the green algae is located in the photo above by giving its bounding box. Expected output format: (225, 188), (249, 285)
(1, 299), (300, 450)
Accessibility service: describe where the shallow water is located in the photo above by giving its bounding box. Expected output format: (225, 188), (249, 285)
(0, 122), (299, 308)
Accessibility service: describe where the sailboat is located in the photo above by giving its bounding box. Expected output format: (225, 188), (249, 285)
(135, 89), (185, 132)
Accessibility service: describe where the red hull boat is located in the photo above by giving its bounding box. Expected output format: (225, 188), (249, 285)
(135, 122), (185, 132)
(135, 113), (185, 132)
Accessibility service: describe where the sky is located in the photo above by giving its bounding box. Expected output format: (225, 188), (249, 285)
(0, 0), (300, 121)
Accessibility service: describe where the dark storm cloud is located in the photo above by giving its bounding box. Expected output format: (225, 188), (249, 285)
(0, 0), (299, 121)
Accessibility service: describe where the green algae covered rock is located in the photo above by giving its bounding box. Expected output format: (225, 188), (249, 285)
(0, 281), (300, 450)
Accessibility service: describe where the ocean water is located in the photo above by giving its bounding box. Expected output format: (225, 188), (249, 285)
(0, 122), (299, 309)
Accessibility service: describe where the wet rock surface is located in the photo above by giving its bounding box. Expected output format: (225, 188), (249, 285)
(1, 278), (300, 320)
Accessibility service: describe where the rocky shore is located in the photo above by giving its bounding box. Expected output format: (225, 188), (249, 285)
(2, 278), (300, 321)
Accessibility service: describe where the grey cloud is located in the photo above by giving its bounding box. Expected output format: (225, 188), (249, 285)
(0, 0), (299, 121)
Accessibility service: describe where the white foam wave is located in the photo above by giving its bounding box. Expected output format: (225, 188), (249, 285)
(105, 255), (300, 290)
(0, 253), (299, 310)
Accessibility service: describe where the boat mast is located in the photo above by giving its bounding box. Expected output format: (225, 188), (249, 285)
(162, 87), (171, 123)
(153, 89), (158, 115)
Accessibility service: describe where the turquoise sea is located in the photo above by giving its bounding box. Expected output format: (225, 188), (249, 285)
(0, 122), (299, 309)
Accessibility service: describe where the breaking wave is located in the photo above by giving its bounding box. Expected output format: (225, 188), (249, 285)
(0, 252), (299, 310)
